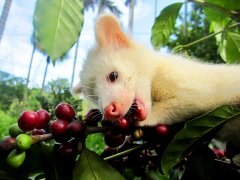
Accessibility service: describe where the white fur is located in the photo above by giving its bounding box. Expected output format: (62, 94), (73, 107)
(75, 14), (240, 127)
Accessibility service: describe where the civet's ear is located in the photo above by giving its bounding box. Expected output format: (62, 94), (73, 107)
(95, 14), (130, 48)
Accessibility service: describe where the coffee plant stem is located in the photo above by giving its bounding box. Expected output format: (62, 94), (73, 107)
(85, 126), (111, 135)
(173, 22), (240, 53)
(31, 133), (53, 144)
(104, 143), (148, 161)
(190, 0), (238, 16)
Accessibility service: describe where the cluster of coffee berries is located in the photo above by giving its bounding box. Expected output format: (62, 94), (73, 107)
(0, 101), (176, 170)
(0, 103), (83, 168)
(49, 103), (87, 163)
(0, 109), (52, 168)
(50, 103), (86, 143)
(95, 102), (174, 150)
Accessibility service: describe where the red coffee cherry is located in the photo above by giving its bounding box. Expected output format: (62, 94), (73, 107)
(155, 124), (169, 136)
(18, 110), (39, 131)
(66, 120), (86, 139)
(55, 103), (76, 121)
(32, 129), (46, 135)
(85, 109), (103, 126)
(36, 109), (51, 129)
(104, 131), (125, 148)
(50, 119), (69, 142)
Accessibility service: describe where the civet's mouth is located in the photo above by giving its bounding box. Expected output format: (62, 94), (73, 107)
(126, 98), (147, 121)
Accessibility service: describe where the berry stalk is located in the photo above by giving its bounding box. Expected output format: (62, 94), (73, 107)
(103, 142), (148, 161)
(31, 133), (53, 144)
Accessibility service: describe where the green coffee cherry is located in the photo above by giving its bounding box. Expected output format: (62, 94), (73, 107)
(9, 123), (24, 137)
(6, 149), (26, 168)
(133, 128), (144, 140)
(15, 134), (32, 150)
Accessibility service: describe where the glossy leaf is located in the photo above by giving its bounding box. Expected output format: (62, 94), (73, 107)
(41, 144), (61, 180)
(33, 0), (84, 62)
(73, 147), (124, 180)
(146, 170), (169, 180)
(161, 105), (240, 176)
(151, 3), (183, 49)
(204, 0), (240, 27)
(218, 32), (240, 63)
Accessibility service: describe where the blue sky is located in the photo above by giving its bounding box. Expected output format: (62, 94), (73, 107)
(0, 0), (182, 87)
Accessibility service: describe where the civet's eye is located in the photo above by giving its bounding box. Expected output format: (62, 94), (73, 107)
(108, 71), (118, 82)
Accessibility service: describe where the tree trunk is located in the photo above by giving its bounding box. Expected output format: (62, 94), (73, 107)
(97, 0), (105, 15)
(128, 0), (135, 34)
(184, 0), (188, 36)
(41, 56), (50, 92)
(71, 38), (80, 87)
(0, 0), (12, 43)
(26, 44), (36, 88)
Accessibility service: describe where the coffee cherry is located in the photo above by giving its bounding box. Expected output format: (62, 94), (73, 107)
(131, 99), (145, 120)
(57, 141), (77, 160)
(212, 148), (225, 158)
(104, 131), (125, 148)
(66, 120), (86, 139)
(36, 109), (50, 129)
(50, 119), (69, 142)
(55, 103), (75, 121)
(114, 117), (130, 132)
(6, 149), (26, 168)
(32, 129), (46, 135)
(155, 124), (169, 136)
(85, 109), (103, 126)
(15, 134), (32, 151)
(0, 137), (16, 151)
(18, 110), (39, 131)
(133, 128), (144, 140)
(8, 123), (24, 137)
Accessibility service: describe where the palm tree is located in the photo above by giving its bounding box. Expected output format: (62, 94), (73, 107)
(41, 55), (51, 92)
(70, 0), (122, 87)
(125, 0), (136, 34)
(26, 33), (37, 88)
(97, 0), (122, 16)
(184, 0), (188, 36)
(71, 38), (80, 87)
(0, 0), (12, 43)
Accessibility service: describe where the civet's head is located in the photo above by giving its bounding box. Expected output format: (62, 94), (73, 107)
(73, 14), (154, 122)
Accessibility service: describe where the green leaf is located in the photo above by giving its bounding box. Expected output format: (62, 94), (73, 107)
(204, 0), (240, 27)
(73, 147), (125, 180)
(0, 170), (15, 180)
(33, 0), (84, 62)
(161, 105), (240, 177)
(146, 170), (169, 180)
(218, 32), (240, 63)
(151, 3), (183, 49)
(41, 143), (72, 180)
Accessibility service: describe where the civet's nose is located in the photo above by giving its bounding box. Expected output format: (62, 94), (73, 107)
(104, 102), (121, 120)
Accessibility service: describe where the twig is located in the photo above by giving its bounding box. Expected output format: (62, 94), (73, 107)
(173, 22), (240, 52)
(31, 133), (53, 144)
(104, 143), (148, 161)
(85, 126), (111, 135)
